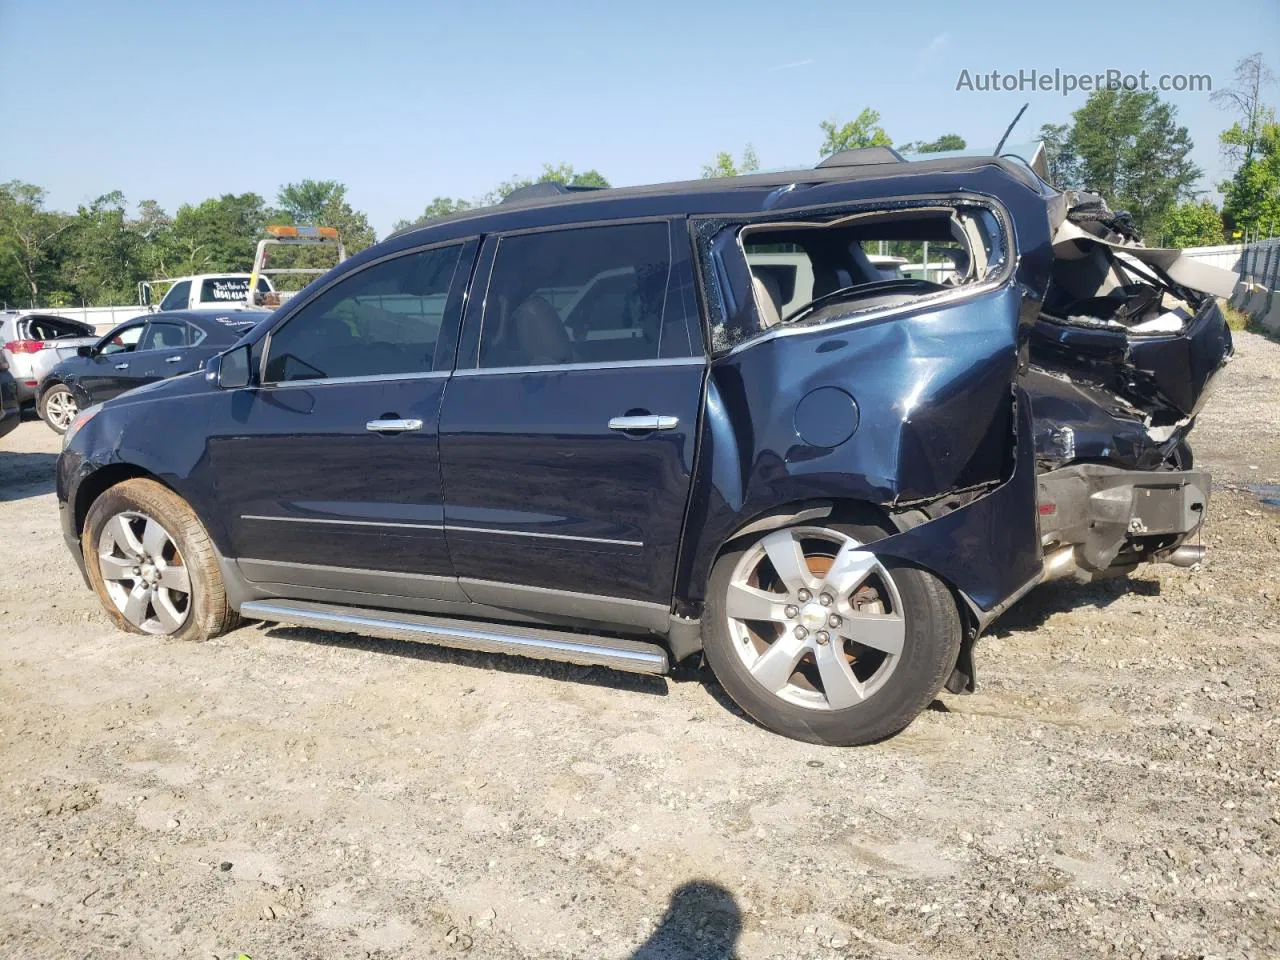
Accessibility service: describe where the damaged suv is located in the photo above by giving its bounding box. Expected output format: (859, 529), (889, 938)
(56, 149), (1231, 745)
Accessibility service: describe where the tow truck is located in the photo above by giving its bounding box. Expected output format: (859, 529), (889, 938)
(138, 225), (347, 312)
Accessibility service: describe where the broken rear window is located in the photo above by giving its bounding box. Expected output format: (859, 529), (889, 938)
(703, 202), (1008, 354)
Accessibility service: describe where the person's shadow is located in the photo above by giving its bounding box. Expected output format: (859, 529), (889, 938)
(630, 881), (741, 959)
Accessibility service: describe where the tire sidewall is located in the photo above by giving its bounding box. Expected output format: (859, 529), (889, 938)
(702, 522), (962, 746)
(83, 481), (220, 642)
(39, 385), (75, 435)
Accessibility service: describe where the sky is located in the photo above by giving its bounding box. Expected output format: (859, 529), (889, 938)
(2, 0), (1278, 238)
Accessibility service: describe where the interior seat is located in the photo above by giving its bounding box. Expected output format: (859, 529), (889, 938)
(511, 295), (575, 365)
(752, 273), (783, 327)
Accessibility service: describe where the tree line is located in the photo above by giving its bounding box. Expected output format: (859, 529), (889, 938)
(2, 53), (1276, 310)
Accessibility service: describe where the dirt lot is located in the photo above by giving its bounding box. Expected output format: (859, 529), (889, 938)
(2, 333), (1278, 960)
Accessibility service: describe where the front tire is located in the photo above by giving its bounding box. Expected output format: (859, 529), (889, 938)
(39, 384), (78, 434)
(702, 522), (961, 746)
(83, 478), (239, 641)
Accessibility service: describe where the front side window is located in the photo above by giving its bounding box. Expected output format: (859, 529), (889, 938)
(99, 324), (144, 355)
(264, 245), (461, 383)
(140, 322), (187, 351)
(159, 280), (191, 311)
(478, 222), (678, 368)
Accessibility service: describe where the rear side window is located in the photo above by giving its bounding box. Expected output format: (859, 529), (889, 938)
(478, 222), (683, 368)
(159, 281), (191, 311)
(199, 278), (255, 303)
(140, 322), (187, 351)
(25, 316), (93, 340)
(264, 245), (461, 382)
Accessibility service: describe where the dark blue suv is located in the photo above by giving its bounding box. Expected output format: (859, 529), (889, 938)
(56, 151), (1230, 744)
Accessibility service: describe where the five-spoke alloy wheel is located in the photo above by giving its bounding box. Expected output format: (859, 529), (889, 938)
(703, 521), (961, 745)
(39, 385), (78, 434)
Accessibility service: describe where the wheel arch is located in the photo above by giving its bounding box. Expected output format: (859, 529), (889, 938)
(687, 496), (978, 686)
(73, 463), (172, 541)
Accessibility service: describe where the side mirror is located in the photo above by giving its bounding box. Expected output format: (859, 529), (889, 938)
(139, 282), (152, 308)
(77, 345), (94, 358)
(213, 344), (252, 389)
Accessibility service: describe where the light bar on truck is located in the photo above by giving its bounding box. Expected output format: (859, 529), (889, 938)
(265, 225), (339, 239)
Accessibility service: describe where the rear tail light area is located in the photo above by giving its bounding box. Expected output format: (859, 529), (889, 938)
(4, 339), (47, 354)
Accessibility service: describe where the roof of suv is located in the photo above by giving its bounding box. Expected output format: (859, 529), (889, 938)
(389, 155), (1046, 241)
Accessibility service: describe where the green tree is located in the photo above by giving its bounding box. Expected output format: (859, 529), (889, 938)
(901, 133), (966, 153)
(0, 181), (74, 306)
(818, 108), (892, 157)
(700, 145), (760, 178)
(1220, 112), (1280, 239)
(60, 191), (145, 305)
(392, 197), (472, 232)
(273, 179), (376, 254)
(132, 199), (175, 279)
(168, 193), (270, 275)
(1043, 90), (1201, 238)
(486, 162), (611, 203)
(1037, 121), (1081, 188)
(1159, 199), (1225, 247)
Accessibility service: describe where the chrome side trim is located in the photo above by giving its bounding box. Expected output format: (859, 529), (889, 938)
(263, 370), (449, 390)
(453, 357), (704, 377)
(241, 514), (444, 531)
(446, 525), (641, 547)
(240, 599), (670, 675)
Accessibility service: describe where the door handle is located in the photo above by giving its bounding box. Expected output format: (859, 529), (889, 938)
(366, 418), (424, 433)
(114, 363), (129, 370)
(608, 415), (679, 432)
(164, 355), (183, 363)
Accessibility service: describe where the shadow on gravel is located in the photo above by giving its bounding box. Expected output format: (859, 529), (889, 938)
(263, 624), (671, 696)
(630, 881), (741, 959)
(0, 451), (59, 501)
(989, 576), (1162, 637)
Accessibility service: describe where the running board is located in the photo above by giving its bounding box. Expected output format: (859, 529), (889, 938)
(240, 599), (670, 675)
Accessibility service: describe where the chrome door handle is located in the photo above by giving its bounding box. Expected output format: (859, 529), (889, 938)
(114, 363), (129, 370)
(164, 355), (183, 363)
(366, 418), (424, 433)
(608, 415), (679, 432)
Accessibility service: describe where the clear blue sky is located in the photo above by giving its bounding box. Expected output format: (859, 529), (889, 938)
(2, 0), (1277, 237)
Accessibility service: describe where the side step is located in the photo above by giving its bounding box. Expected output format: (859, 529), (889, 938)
(240, 599), (670, 675)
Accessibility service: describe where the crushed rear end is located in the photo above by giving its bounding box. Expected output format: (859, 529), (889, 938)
(1027, 197), (1234, 581)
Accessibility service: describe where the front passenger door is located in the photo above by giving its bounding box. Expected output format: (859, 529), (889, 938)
(207, 240), (477, 603)
(80, 321), (145, 401)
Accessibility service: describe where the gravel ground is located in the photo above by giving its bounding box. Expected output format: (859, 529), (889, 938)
(1, 332), (1278, 960)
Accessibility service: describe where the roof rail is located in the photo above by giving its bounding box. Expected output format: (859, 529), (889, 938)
(815, 146), (905, 169)
(501, 181), (607, 204)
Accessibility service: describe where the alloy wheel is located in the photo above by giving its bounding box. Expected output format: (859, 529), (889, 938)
(96, 511), (192, 635)
(724, 526), (905, 711)
(45, 389), (78, 431)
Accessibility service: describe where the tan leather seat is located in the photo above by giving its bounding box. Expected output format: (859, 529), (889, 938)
(752, 273), (783, 327)
(511, 295), (574, 365)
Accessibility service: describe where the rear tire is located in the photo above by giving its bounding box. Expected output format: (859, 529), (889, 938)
(39, 384), (78, 435)
(83, 478), (240, 641)
(702, 521), (961, 746)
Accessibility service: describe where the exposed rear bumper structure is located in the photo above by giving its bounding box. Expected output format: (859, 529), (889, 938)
(1037, 464), (1209, 581)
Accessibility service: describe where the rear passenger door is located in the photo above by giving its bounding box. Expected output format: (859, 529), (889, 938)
(125, 319), (194, 388)
(438, 220), (706, 630)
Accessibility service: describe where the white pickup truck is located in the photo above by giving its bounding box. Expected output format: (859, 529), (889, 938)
(140, 225), (348, 313)
(141, 274), (275, 312)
